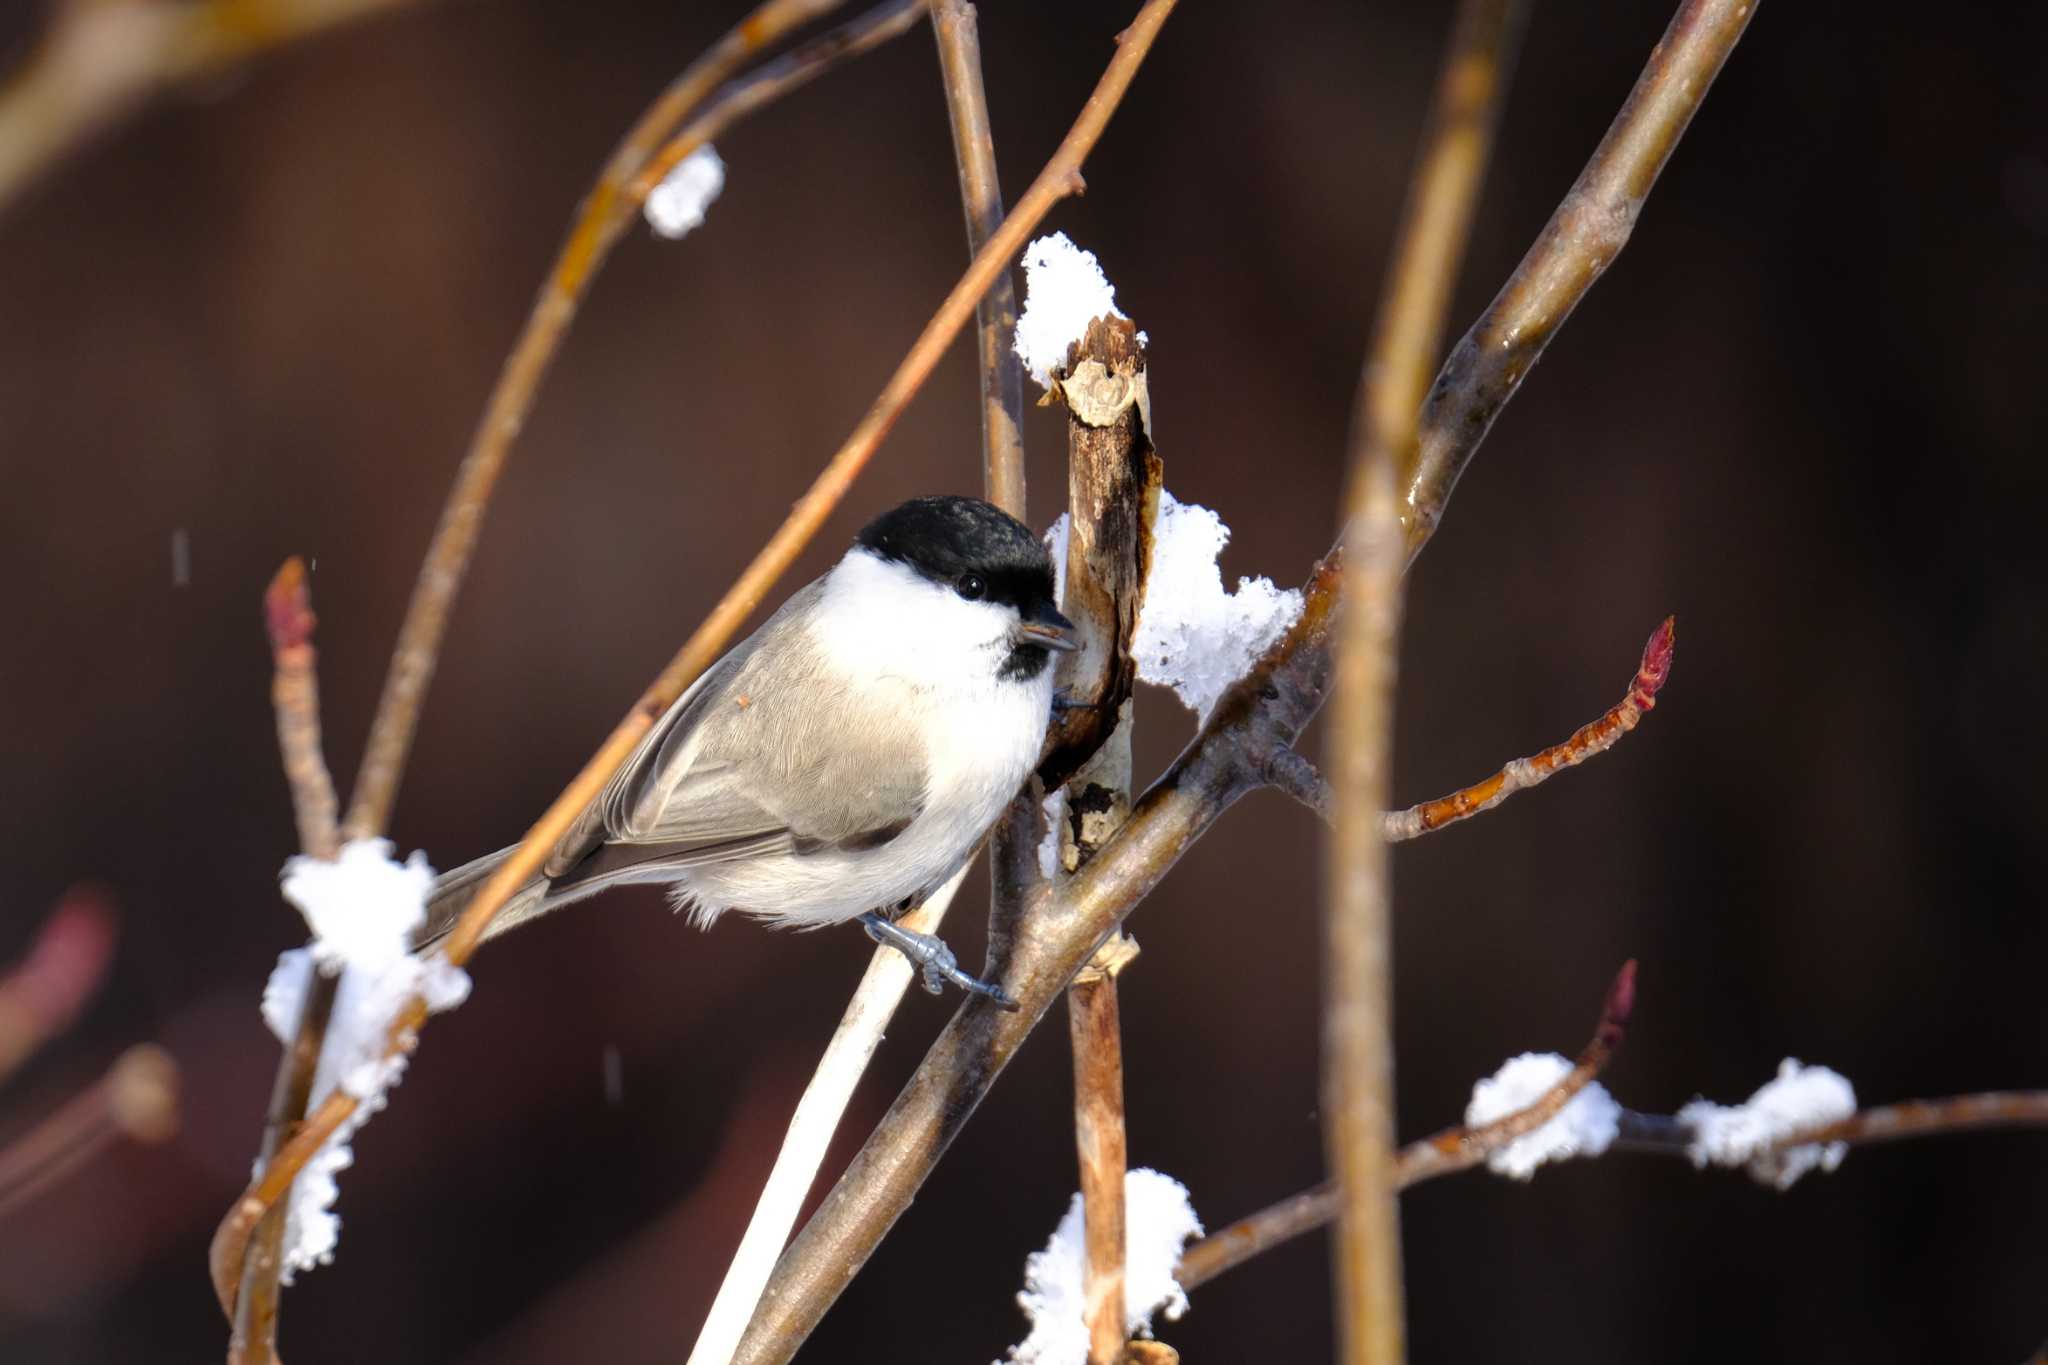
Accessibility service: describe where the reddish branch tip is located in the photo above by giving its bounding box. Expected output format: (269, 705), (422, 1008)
(264, 558), (317, 653)
(1630, 616), (1676, 711)
(1602, 958), (1638, 1031)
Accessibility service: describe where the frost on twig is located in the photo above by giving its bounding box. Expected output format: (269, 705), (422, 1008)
(1675, 1059), (1857, 1190)
(645, 144), (726, 239)
(260, 840), (469, 1278)
(1044, 493), (1304, 728)
(1131, 493), (1303, 724)
(1464, 1052), (1621, 1179)
(1006, 1168), (1203, 1365)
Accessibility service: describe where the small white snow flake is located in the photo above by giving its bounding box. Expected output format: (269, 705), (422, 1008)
(1464, 1051), (1621, 1179)
(264, 839), (470, 1280)
(1014, 232), (1144, 389)
(645, 144), (726, 240)
(1678, 1058), (1857, 1190)
(1131, 492), (1303, 723)
(1005, 1168), (1203, 1365)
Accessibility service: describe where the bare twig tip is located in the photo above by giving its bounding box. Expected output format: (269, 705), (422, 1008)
(263, 558), (316, 654)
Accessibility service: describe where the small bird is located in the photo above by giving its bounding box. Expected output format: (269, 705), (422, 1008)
(420, 495), (1074, 1006)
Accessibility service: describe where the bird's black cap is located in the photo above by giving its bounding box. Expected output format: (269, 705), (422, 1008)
(855, 496), (1057, 613)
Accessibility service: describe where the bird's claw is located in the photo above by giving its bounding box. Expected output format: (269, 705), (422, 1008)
(860, 913), (1019, 1010)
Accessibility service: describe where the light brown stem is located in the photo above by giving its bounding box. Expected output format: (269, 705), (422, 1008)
(1403, 0), (1761, 558)
(1069, 962), (1131, 1365)
(235, 559), (347, 1365)
(1326, 1), (1526, 1357)
(931, 0), (1027, 513)
(338, 0), (848, 844)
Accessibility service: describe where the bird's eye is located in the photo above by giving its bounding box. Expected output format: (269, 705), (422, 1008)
(957, 573), (987, 600)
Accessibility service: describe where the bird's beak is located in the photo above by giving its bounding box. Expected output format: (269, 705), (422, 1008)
(1014, 603), (1078, 652)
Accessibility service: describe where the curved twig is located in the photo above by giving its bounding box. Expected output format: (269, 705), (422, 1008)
(340, 0), (850, 843)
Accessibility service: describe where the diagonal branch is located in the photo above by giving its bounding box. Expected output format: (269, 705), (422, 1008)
(339, 0), (855, 843)
(684, 868), (970, 1365)
(1177, 960), (1636, 1292)
(739, 1), (1757, 1357)
(210, 0), (1178, 1321)
(1402, 0), (1761, 558)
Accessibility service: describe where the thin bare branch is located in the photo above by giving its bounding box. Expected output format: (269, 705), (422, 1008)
(1614, 1091), (2048, 1158)
(0, 0), (417, 216)
(236, 558), (347, 1365)
(1327, 0), (1528, 1354)
(1381, 616), (1674, 840)
(627, 0), (932, 206)
(1069, 951), (1132, 1364)
(685, 868), (968, 1365)
(0, 887), (117, 1084)
(339, 0), (852, 843)
(1403, 0), (1761, 558)
(263, 560), (341, 862)
(932, 0), (1028, 512)
(0, 1044), (178, 1219)
(1179, 961), (1636, 1292)
(210, 0), (1176, 1321)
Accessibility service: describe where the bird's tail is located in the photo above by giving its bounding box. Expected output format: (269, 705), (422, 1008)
(413, 847), (553, 952)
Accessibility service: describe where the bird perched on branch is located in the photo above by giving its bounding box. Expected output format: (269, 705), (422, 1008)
(420, 495), (1074, 1007)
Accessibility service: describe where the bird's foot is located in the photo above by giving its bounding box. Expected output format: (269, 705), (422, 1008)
(859, 912), (1018, 1010)
(1051, 690), (1103, 716)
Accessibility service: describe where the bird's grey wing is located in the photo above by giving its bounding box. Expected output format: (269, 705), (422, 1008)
(542, 639), (755, 880)
(609, 584), (929, 856)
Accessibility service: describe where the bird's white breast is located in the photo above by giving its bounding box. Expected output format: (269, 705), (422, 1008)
(670, 549), (1051, 928)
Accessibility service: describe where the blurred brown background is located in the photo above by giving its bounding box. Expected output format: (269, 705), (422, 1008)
(2, 1), (2045, 1360)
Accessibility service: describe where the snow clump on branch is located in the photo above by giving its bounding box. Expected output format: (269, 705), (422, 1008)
(1464, 1051), (1621, 1179)
(1043, 496), (1304, 727)
(260, 839), (470, 1280)
(1004, 1167), (1203, 1365)
(645, 144), (726, 240)
(1678, 1058), (1857, 1190)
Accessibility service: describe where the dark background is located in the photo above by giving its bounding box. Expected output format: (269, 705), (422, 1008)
(2, 1), (2044, 1360)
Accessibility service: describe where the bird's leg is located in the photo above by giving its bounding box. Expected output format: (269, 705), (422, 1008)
(859, 912), (1018, 1011)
